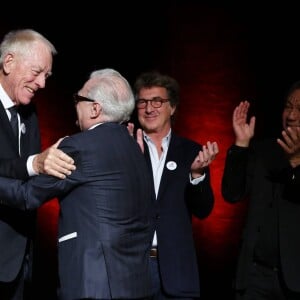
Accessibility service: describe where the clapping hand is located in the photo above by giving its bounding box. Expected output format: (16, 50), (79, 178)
(191, 141), (219, 178)
(233, 101), (255, 147)
(277, 127), (300, 168)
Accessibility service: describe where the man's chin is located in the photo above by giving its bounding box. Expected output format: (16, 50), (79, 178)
(20, 97), (33, 105)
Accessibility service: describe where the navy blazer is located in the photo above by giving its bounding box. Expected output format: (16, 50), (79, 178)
(222, 139), (300, 292)
(145, 133), (214, 297)
(0, 122), (154, 299)
(0, 101), (40, 282)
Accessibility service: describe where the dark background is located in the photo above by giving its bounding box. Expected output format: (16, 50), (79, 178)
(3, 3), (299, 136)
(1, 3), (300, 299)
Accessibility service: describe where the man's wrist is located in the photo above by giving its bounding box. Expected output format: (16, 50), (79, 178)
(27, 154), (38, 176)
(189, 173), (206, 185)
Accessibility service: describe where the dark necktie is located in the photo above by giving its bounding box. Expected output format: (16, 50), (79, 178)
(8, 106), (19, 141)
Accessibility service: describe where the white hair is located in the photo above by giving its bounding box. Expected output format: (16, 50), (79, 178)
(87, 68), (134, 122)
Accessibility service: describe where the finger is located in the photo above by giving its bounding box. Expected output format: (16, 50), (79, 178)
(286, 127), (299, 143)
(249, 116), (256, 132)
(277, 138), (291, 154)
(197, 151), (205, 163)
(207, 142), (218, 161)
(201, 145), (209, 161)
(50, 148), (75, 165)
(45, 160), (75, 176)
(281, 130), (294, 148)
(53, 137), (67, 148)
(212, 142), (219, 155)
(45, 168), (67, 179)
(136, 128), (144, 153)
(127, 122), (134, 137)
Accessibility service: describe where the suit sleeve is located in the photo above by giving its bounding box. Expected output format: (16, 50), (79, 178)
(186, 167), (214, 219)
(0, 143), (83, 210)
(0, 157), (30, 180)
(222, 145), (249, 203)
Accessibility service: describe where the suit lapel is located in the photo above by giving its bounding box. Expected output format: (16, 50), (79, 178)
(157, 134), (181, 201)
(18, 107), (32, 157)
(143, 145), (156, 196)
(144, 133), (184, 202)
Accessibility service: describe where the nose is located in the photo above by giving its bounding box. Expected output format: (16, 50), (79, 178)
(145, 101), (154, 112)
(35, 73), (47, 89)
(288, 107), (300, 119)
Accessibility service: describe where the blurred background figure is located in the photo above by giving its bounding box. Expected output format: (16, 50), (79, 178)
(222, 84), (300, 300)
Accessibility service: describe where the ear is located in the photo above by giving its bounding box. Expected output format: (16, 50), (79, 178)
(91, 102), (101, 119)
(3, 53), (15, 75)
(170, 105), (176, 116)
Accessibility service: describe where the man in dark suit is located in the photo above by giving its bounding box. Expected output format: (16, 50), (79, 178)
(0, 68), (154, 300)
(130, 71), (219, 299)
(222, 85), (300, 299)
(0, 29), (75, 300)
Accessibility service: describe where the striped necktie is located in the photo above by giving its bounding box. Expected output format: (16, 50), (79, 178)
(8, 106), (19, 140)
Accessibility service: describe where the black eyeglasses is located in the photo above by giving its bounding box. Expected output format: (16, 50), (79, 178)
(73, 94), (95, 105)
(136, 97), (170, 109)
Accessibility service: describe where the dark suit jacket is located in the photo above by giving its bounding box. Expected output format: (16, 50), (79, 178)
(222, 139), (300, 292)
(144, 133), (214, 298)
(0, 122), (154, 300)
(0, 101), (40, 282)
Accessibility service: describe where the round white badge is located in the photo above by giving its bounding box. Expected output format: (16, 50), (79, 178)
(166, 161), (177, 171)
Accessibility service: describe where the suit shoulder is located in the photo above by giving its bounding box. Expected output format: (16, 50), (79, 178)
(173, 133), (201, 149)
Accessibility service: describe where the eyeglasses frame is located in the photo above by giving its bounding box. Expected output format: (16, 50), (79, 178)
(73, 94), (96, 105)
(136, 97), (170, 109)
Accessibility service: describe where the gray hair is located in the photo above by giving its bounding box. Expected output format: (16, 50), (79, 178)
(0, 29), (57, 69)
(87, 68), (134, 123)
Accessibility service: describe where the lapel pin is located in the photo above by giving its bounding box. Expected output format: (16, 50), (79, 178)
(20, 123), (26, 134)
(166, 161), (177, 171)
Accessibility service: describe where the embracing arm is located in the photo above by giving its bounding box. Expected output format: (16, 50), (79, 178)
(0, 157), (29, 179)
(0, 175), (58, 210)
(32, 138), (76, 179)
(0, 139), (76, 180)
(0, 143), (81, 210)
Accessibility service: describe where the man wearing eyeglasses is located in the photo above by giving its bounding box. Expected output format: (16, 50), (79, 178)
(0, 68), (154, 300)
(130, 70), (219, 300)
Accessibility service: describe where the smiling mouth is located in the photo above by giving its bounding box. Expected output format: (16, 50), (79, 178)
(26, 87), (36, 94)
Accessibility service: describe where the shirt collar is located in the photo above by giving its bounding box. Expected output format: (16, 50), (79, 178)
(89, 122), (103, 130)
(0, 84), (15, 109)
(143, 128), (172, 146)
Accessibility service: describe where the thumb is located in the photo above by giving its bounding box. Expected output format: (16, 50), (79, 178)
(53, 136), (68, 148)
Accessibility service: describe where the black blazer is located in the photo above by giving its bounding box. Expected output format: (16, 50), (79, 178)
(222, 139), (300, 292)
(0, 101), (40, 282)
(0, 122), (154, 299)
(144, 133), (214, 297)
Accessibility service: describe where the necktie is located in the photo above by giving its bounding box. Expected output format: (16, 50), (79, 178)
(8, 106), (19, 140)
